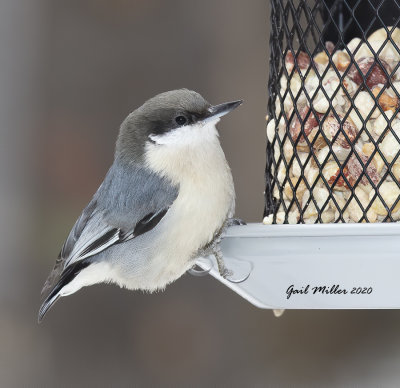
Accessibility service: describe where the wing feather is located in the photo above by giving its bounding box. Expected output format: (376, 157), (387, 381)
(40, 163), (178, 302)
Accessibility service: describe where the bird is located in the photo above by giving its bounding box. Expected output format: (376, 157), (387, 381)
(38, 88), (243, 322)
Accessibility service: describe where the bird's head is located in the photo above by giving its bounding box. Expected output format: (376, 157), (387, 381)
(115, 89), (242, 165)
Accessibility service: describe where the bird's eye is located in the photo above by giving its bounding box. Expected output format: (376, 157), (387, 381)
(175, 116), (187, 126)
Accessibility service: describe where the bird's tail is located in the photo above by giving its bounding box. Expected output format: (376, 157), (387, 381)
(38, 292), (61, 323)
(38, 260), (90, 323)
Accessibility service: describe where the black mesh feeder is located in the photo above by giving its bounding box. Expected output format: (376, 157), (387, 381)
(197, 0), (400, 311)
(264, 0), (400, 224)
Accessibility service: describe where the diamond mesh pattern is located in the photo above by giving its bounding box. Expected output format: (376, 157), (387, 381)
(265, 0), (400, 224)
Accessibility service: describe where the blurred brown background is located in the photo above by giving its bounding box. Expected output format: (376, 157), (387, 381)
(2, 0), (400, 387)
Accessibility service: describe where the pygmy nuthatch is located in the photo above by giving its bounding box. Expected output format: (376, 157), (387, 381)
(39, 89), (243, 322)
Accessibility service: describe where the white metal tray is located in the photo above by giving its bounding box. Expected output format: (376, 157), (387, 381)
(196, 223), (400, 309)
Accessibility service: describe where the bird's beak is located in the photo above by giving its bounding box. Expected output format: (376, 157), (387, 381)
(205, 100), (243, 121)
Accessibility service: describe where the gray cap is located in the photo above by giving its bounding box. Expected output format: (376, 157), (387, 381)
(115, 89), (210, 163)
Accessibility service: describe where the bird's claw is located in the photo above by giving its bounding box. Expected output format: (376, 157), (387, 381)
(220, 267), (233, 279)
(227, 218), (246, 227)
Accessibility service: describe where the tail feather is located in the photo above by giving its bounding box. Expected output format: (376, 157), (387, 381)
(38, 293), (61, 323)
(38, 260), (90, 323)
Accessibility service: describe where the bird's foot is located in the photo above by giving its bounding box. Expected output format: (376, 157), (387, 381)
(190, 237), (251, 284)
(226, 218), (246, 227)
(213, 245), (250, 283)
(219, 266), (234, 279)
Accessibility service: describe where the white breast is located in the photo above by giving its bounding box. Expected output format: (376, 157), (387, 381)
(143, 120), (235, 288)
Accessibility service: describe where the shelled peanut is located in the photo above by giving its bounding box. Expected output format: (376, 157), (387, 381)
(265, 27), (400, 224)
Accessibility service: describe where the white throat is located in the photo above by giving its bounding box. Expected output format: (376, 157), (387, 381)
(148, 118), (220, 146)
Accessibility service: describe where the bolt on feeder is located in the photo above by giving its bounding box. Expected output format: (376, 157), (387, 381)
(198, 0), (400, 310)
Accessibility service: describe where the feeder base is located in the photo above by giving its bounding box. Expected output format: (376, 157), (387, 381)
(196, 223), (400, 309)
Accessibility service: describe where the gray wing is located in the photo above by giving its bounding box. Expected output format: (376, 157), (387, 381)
(41, 162), (179, 297)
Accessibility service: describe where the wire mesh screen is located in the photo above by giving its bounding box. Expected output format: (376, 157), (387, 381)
(265, 0), (400, 224)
